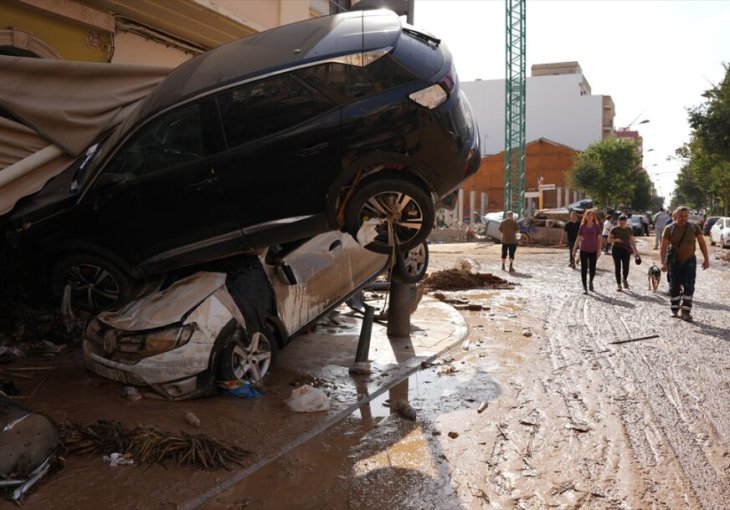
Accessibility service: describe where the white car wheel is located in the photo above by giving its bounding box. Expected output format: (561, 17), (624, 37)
(218, 330), (274, 383)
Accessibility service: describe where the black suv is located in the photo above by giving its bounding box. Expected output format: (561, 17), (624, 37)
(6, 9), (480, 310)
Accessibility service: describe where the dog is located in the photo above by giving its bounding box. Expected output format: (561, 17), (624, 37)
(648, 263), (662, 292)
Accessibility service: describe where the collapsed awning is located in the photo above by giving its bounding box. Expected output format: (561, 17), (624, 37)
(0, 55), (170, 215)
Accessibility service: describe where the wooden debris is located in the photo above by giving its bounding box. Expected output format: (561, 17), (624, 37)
(610, 334), (660, 345)
(60, 420), (250, 470)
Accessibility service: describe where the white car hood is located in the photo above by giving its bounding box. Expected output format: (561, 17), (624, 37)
(96, 272), (229, 331)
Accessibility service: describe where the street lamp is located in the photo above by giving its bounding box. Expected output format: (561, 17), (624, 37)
(620, 118), (650, 131)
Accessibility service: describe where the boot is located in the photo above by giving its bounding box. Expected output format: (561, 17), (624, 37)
(509, 263), (515, 273)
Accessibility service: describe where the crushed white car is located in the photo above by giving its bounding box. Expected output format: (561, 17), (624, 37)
(83, 232), (389, 400)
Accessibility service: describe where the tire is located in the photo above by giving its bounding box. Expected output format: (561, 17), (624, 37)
(345, 176), (434, 254)
(51, 254), (133, 311)
(391, 241), (429, 284)
(216, 327), (276, 384)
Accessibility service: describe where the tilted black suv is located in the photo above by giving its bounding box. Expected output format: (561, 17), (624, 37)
(7, 9), (480, 309)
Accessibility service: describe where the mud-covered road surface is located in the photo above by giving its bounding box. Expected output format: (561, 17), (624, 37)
(206, 239), (730, 509)
(4, 239), (729, 509)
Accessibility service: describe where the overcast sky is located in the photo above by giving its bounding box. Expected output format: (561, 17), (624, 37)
(413, 0), (730, 202)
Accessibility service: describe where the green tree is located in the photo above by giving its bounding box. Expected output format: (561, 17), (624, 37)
(566, 137), (641, 209)
(688, 64), (730, 161)
(674, 138), (730, 214)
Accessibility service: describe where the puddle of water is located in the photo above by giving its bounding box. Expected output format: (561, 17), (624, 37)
(203, 361), (502, 509)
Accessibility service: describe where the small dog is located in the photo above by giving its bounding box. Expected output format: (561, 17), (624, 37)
(648, 263), (661, 292)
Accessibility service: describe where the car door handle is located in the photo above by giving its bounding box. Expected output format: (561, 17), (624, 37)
(186, 169), (217, 189)
(296, 142), (328, 157)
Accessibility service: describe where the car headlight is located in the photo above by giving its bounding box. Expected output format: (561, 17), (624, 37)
(86, 321), (197, 363)
(409, 84), (447, 109)
(139, 324), (196, 358)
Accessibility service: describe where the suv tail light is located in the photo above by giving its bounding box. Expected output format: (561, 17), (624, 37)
(409, 84), (447, 109)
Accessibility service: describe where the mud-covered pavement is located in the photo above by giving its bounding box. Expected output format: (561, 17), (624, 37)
(3, 239), (729, 509)
(206, 239), (730, 509)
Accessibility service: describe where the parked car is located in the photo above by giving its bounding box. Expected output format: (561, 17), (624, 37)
(82, 231), (389, 400)
(703, 216), (720, 236)
(628, 216), (644, 236)
(5, 9), (479, 310)
(709, 217), (730, 248)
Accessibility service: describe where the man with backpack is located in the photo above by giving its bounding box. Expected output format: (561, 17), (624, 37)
(660, 207), (710, 321)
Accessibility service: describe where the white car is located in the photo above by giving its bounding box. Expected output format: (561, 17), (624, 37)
(83, 232), (389, 400)
(709, 217), (730, 248)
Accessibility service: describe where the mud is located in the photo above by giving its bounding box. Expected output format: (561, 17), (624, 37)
(3, 239), (729, 509)
(205, 239), (730, 509)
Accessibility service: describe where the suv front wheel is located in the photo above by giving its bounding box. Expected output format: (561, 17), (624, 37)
(345, 177), (434, 254)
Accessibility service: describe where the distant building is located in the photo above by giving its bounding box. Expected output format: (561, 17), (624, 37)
(459, 61), (616, 215)
(462, 139), (581, 215)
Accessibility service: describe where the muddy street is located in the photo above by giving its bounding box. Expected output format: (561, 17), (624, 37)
(3, 240), (729, 509)
(205, 240), (730, 509)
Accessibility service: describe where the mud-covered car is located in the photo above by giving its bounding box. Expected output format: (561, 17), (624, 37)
(7, 8), (479, 311)
(82, 231), (389, 400)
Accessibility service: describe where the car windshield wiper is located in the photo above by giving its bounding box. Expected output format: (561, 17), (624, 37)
(70, 143), (99, 193)
(402, 27), (441, 47)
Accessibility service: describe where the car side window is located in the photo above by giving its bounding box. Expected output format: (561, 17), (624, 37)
(295, 59), (417, 105)
(216, 75), (334, 148)
(105, 103), (209, 177)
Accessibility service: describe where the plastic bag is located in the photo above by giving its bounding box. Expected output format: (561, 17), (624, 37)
(284, 384), (330, 412)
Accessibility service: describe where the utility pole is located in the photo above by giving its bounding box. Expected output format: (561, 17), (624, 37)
(504, 0), (526, 218)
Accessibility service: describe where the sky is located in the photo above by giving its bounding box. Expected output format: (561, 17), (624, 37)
(412, 0), (730, 203)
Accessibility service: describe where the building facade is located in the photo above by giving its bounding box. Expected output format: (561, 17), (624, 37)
(0, 0), (354, 66)
(458, 61), (615, 217)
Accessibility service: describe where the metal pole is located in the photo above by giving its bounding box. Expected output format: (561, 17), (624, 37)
(354, 305), (374, 363)
(387, 281), (415, 338)
(406, 0), (415, 24)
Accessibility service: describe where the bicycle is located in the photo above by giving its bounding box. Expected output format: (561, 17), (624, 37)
(517, 218), (537, 245)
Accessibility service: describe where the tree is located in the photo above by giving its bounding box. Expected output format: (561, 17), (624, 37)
(565, 137), (641, 209)
(688, 64), (730, 162)
(673, 138), (730, 214)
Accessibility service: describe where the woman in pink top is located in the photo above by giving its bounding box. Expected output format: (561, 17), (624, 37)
(572, 209), (602, 293)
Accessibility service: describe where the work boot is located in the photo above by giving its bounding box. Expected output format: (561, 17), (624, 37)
(501, 263), (505, 271)
(582, 284), (588, 294)
(509, 264), (515, 273)
(623, 279), (629, 289)
(617, 285), (622, 292)
(681, 310), (693, 322)
(589, 281), (594, 292)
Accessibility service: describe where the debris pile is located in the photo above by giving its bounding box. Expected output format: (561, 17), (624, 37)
(60, 420), (251, 470)
(422, 268), (514, 291)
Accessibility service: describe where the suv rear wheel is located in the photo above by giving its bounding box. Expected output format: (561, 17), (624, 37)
(345, 177), (434, 254)
(51, 254), (133, 311)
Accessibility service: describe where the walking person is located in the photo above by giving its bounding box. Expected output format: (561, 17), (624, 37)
(498, 211), (519, 272)
(560, 212), (581, 268)
(602, 214), (613, 254)
(607, 214), (638, 291)
(653, 208), (670, 250)
(571, 209), (602, 293)
(660, 206), (710, 321)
